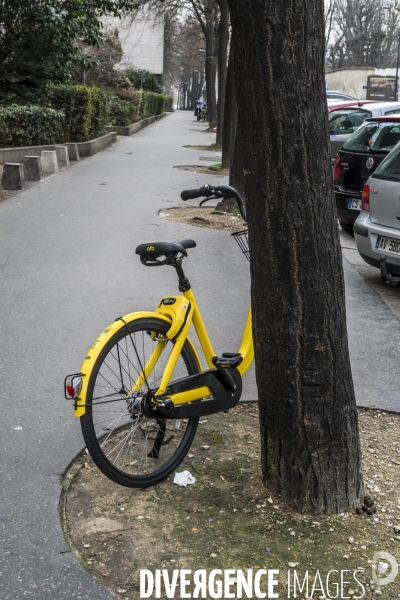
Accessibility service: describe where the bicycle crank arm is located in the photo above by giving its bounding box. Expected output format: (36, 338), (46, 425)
(148, 368), (243, 419)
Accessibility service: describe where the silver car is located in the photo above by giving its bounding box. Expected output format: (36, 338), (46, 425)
(354, 141), (400, 282)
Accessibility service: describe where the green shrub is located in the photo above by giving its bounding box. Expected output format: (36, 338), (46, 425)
(108, 97), (141, 126)
(108, 89), (142, 126)
(0, 105), (65, 147)
(156, 94), (166, 115)
(122, 69), (162, 93)
(114, 88), (142, 105)
(140, 91), (165, 117)
(109, 90), (164, 126)
(164, 95), (174, 109)
(50, 84), (110, 142)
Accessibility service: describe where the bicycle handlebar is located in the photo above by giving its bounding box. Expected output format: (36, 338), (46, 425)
(180, 184), (247, 222)
(180, 187), (209, 201)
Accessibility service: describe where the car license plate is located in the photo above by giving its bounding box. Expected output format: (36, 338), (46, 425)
(347, 198), (362, 210)
(375, 236), (400, 255)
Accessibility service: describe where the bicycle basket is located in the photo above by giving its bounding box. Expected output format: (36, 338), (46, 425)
(231, 229), (249, 262)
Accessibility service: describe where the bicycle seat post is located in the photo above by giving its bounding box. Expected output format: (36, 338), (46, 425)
(171, 257), (191, 292)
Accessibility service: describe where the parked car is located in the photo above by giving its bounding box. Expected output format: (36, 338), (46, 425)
(329, 102), (400, 159)
(354, 141), (400, 282)
(326, 91), (355, 101)
(334, 115), (400, 235)
(327, 100), (378, 113)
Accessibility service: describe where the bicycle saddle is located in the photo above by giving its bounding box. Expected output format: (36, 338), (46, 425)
(135, 239), (196, 265)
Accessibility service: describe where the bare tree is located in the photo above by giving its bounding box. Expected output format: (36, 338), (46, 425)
(325, 0), (337, 59)
(328, 0), (400, 68)
(216, 0), (229, 146)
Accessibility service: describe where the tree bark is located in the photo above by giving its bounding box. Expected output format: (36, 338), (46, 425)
(216, 0), (229, 147)
(204, 0), (218, 128)
(228, 0), (364, 514)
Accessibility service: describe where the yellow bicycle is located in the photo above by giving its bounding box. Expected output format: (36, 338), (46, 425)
(65, 185), (253, 487)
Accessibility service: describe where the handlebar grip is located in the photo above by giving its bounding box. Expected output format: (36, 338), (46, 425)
(180, 188), (204, 201)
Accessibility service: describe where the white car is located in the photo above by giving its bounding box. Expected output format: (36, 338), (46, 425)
(354, 141), (400, 283)
(326, 91), (355, 101)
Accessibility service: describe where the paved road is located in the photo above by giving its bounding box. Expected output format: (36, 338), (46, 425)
(1, 111), (399, 599)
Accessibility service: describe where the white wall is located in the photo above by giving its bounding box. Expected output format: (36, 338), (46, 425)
(326, 67), (399, 100)
(325, 68), (374, 100)
(104, 13), (164, 75)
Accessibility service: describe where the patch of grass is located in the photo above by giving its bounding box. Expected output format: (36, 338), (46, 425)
(208, 433), (224, 444)
(208, 162), (222, 171)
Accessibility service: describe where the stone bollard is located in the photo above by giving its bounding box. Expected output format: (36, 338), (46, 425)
(24, 156), (43, 181)
(54, 145), (70, 167)
(2, 163), (25, 190)
(41, 151), (59, 175)
(65, 143), (80, 161)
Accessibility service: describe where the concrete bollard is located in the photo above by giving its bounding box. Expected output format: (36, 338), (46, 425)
(24, 156), (43, 181)
(65, 143), (80, 161)
(2, 163), (25, 190)
(54, 145), (69, 167)
(41, 151), (59, 175)
(0, 178), (3, 200)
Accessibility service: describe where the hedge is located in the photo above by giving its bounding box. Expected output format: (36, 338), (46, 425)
(109, 89), (142, 126)
(50, 84), (110, 143)
(0, 86), (166, 148)
(0, 105), (65, 148)
(140, 91), (165, 118)
(164, 96), (174, 110)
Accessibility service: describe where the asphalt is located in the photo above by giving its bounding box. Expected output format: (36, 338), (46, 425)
(0, 110), (399, 599)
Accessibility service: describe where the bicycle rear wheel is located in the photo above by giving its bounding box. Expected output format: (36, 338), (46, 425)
(80, 317), (199, 487)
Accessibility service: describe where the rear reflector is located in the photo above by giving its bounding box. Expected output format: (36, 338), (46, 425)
(333, 154), (342, 181)
(361, 184), (370, 212)
(65, 375), (82, 398)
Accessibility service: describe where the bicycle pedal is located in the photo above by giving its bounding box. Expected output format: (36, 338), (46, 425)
(213, 353), (243, 369)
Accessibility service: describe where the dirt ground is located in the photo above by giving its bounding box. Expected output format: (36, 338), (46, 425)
(183, 144), (221, 151)
(61, 407), (400, 600)
(174, 165), (229, 176)
(159, 206), (247, 233)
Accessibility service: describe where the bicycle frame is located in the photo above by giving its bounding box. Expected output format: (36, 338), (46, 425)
(131, 288), (254, 406)
(74, 289), (253, 417)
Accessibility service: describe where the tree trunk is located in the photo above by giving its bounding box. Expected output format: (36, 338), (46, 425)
(228, 0), (364, 514)
(216, 0), (229, 147)
(204, 0), (218, 128)
(221, 43), (234, 170)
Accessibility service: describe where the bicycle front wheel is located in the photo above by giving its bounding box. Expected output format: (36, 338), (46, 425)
(80, 317), (199, 488)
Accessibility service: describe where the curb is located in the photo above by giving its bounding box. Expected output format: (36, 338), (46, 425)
(105, 113), (170, 136)
(0, 132), (117, 165)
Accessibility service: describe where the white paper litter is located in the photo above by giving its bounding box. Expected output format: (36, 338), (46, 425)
(173, 470), (196, 487)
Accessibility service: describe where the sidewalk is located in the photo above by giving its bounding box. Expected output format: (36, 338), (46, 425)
(0, 111), (399, 599)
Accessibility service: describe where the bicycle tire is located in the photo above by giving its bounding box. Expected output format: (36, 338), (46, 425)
(80, 317), (199, 488)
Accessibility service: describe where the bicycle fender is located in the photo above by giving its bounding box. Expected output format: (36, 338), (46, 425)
(74, 311), (171, 418)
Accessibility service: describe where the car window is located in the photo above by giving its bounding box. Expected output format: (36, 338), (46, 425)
(369, 124), (400, 151)
(384, 108), (400, 115)
(341, 122), (380, 151)
(329, 109), (371, 135)
(372, 142), (400, 181)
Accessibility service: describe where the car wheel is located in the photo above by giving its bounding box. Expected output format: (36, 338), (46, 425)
(339, 221), (354, 237)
